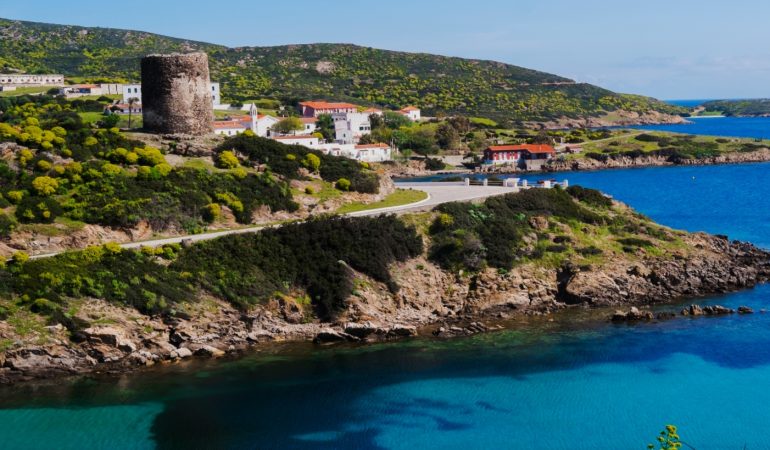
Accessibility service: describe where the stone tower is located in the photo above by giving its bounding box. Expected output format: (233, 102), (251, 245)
(141, 52), (214, 135)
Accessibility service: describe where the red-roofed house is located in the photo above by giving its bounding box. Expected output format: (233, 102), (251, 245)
(483, 144), (555, 169)
(300, 101), (358, 117)
(398, 106), (421, 121)
(299, 117), (318, 134)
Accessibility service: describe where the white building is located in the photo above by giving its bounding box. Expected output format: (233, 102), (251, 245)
(271, 135), (321, 148)
(123, 84), (142, 102)
(256, 114), (280, 137)
(123, 82), (222, 107)
(398, 106), (421, 121)
(213, 104), (259, 136)
(60, 84), (103, 98)
(299, 117), (317, 135)
(0, 74), (64, 87)
(320, 142), (392, 163)
(333, 112), (372, 144)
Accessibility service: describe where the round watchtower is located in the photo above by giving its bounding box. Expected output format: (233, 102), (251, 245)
(140, 53), (214, 135)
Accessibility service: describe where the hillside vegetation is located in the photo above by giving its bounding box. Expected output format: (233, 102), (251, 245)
(702, 99), (770, 117)
(0, 18), (684, 122)
(0, 95), (376, 241)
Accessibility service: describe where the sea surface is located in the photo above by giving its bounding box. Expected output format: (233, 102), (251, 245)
(3, 162), (770, 448)
(633, 116), (770, 140)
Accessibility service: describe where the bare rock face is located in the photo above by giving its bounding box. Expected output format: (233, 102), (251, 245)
(141, 52), (214, 135)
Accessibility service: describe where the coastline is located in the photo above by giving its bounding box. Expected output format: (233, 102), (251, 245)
(2, 227), (768, 385)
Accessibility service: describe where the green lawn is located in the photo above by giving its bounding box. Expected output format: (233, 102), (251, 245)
(78, 111), (143, 129)
(0, 86), (53, 97)
(336, 189), (428, 214)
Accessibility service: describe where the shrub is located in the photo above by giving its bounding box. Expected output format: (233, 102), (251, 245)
(336, 178), (351, 191)
(430, 188), (603, 270)
(303, 153), (321, 173)
(0, 212), (17, 237)
(566, 185), (613, 208)
(216, 150), (240, 169)
(172, 215), (423, 319)
(425, 157), (445, 171)
(31, 176), (59, 196)
(203, 203), (221, 223)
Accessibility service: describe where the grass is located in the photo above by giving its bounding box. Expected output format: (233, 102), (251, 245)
(16, 217), (86, 237)
(336, 189), (428, 214)
(574, 130), (770, 160)
(0, 86), (53, 97)
(78, 112), (143, 129)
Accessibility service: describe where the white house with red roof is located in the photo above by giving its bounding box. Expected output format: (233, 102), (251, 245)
(299, 117), (318, 134)
(482, 144), (556, 169)
(213, 104), (260, 136)
(299, 101), (359, 117)
(398, 106), (421, 121)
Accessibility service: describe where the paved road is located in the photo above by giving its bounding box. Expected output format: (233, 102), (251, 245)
(27, 183), (516, 260)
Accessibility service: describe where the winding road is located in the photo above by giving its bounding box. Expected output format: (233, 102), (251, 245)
(27, 183), (516, 260)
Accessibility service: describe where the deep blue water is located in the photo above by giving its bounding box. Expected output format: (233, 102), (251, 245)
(2, 162), (770, 449)
(633, 116), (770, 140)
(665, 99), (713, 108)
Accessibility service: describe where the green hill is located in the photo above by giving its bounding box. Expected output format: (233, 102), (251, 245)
(701, 99), (770, 117)
(0, 18), (684, 122)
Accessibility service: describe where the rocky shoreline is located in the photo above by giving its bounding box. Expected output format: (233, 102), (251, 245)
(1, 231), (768, 385)
(542, 148), (770, 173)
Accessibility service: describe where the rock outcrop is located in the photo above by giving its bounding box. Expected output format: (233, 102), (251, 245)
(0, 230), (768, 385)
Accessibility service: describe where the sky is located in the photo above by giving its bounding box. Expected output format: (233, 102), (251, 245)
(2, 0), (769, 100)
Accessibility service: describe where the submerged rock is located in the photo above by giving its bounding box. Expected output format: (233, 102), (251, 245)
(610, 306), (654, 322)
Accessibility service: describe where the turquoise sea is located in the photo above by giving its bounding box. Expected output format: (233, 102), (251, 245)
(2, 121), (770, 448)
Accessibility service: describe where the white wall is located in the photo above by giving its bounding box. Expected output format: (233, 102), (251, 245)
(333, 112), (371, 144)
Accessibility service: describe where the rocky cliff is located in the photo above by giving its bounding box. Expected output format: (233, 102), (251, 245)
(1, 209), (768, 385)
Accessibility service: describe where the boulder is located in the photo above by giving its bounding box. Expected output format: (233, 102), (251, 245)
(194, 345), (225, 358)
(170, 347), (193, 359)
(610, 307), (654, 322)
(738, 306), (754, 314)
(313, 329), (359, 344)
(388, 324), (418, 337)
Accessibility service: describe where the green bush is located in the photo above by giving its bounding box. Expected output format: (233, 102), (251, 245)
(430, 188), (605, 270)
(336, 178), (351, 191)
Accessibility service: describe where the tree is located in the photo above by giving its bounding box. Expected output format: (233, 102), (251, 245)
(315, 114), (334, 140)
(436, 123), (461, 150)
(273, 117), (304, 135)
(383, 111), (411, 129)
(127, 97), (139, 129)
(369, 113), (383, 129)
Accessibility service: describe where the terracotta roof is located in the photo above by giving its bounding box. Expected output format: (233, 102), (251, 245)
(355, 143), (389, 149)
(486, 144), (555, 154)
(71, 84), (99, 89)
(299, 117), (317, 124)
(213, 120), (248, 129)
(300, 101), (358, 110)
(400, 106), (420, 112)
(363, 107), (382, 113)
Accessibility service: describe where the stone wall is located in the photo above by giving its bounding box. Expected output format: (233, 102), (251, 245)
(141, 53), (213, 135)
